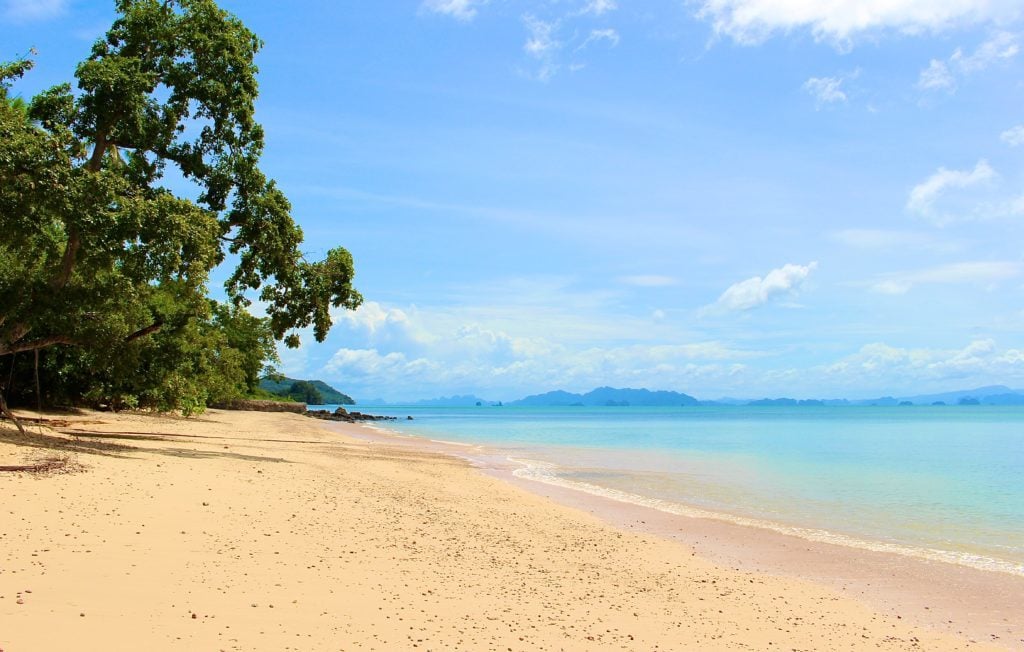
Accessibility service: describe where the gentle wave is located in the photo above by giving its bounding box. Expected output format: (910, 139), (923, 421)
(509, 457), (1024, 578)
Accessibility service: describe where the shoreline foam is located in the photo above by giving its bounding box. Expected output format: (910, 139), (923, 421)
(341, 417), (1024, 649)
(508, 456), (1024, 578)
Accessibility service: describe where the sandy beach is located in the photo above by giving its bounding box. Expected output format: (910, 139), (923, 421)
(0, 409), (1017, 650)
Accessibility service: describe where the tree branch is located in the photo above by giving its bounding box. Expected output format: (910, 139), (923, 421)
(0, 336), (76, 356)
(124, 321), (163, 343)
(50, 227), (80, 290)
(50, 131), (110, 291)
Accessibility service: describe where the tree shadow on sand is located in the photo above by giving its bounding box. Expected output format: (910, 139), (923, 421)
(0, 421), (291, 466)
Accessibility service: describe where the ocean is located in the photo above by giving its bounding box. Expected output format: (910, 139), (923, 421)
(319, 404), (1024, 576)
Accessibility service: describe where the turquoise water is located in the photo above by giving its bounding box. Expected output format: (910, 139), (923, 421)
(323, 405), (1024, 575)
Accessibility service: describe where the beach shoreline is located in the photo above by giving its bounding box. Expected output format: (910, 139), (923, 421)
(1, 408), (1016, 650)
(340, 419), (1024, 648)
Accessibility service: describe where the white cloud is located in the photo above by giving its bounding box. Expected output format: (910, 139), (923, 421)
(619, 274), (676, 287)
(697, 0), (1020, 46)
(1000, 125), (1024, 146)
(917, 59), (955, 91)
(578, 0), (617, 16)
(420, 0), (486, 21)
(869, 261), (1022, 294)
(711, 262), (818, 312)
(578, 28), (621, 50)
(803, 76), (847, 106)
(951, 31), (1020, 72)
(906, 160), (997, 222)
(918, 32), (1020, 95)
(825, 339), (1024, 386)
(521, 14), (561, 80)
(2, 0), (65, 22)
(523, 14), (559, 56)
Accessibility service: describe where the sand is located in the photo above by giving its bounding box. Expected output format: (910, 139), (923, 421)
(0, 408), (1014, 650)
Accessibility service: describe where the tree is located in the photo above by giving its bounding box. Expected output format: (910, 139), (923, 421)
(285, 381), (323, 405)
(0, 0), (361, 414)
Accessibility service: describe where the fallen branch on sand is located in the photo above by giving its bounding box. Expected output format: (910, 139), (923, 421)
(0, 455), (77, 474)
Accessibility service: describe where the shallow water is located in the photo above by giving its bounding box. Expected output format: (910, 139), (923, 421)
(321, 405), (1024, 576)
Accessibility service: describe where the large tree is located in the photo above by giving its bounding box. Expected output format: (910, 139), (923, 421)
(0, 0), (361, 414)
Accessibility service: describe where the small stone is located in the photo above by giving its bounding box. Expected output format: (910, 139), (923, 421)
(192, 613), (197, 619)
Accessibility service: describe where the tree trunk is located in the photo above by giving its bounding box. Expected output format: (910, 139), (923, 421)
(0, 390), (26, 436)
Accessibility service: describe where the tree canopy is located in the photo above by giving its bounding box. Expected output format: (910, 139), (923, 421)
(0, 0), (361, 414)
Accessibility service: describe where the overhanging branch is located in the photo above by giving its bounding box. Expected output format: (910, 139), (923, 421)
(124, 321), (163, 343)
(0, 336), (77, 356)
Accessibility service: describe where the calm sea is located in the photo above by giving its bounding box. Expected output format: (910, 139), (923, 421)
(318, 405), (1024, 576)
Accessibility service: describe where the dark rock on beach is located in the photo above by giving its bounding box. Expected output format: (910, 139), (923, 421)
(306, 408), (399, 423)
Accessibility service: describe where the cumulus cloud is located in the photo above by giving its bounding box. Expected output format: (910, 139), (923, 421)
(711, 262), (818, 312)
(2, 0), (65, 22)
(697, 0), (1020, 46)
(906, 160), (997, 223)
(307, 297), (764, 400)
(918, 32), (1020, 94)
(1000, 125), (1024, 146)
(869, 261), (1022, 294)
(952, 31), (1020, 72)
(420, 0), (486, 21)
(803, 76), (847, 106)
(824, 339), (1024, 385)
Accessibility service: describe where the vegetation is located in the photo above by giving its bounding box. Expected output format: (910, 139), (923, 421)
(259, 377), (355, 405)
(0, 0), (360, 417)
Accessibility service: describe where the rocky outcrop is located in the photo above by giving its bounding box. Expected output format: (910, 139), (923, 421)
(306, 407), (400, 423)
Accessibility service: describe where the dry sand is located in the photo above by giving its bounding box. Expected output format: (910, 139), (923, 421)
(0, 409), (1014, 650)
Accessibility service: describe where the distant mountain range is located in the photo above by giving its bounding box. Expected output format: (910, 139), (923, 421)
(511, 386), (699, 407)
(360, 385), (1024, 407)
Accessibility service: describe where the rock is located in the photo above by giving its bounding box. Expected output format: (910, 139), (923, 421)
(305, 409), (397, 423)
(407, 416), (414, 420)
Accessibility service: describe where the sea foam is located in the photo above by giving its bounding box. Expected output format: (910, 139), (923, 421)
(510, 457), (1024, 578)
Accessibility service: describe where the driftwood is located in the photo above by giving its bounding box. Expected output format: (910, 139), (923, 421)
(0, 456), (70, 473)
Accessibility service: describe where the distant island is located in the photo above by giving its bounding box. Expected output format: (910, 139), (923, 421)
(259, 377), (355, 405)
(364, 384), (1024, 408)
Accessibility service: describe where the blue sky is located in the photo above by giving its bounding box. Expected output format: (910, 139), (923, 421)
(6, 0), (1024, 401)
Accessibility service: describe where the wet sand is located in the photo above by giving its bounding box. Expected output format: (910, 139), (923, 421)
(0, 409), (1014, 650)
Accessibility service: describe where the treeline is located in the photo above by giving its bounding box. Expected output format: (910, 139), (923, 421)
(3, 300), (278, 415)
(0, 0), (360, 417)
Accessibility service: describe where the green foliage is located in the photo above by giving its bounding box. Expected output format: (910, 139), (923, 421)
(284, 380), (323, 405)
(0, 0), (361, 413)
(259, 376), (355, 405)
